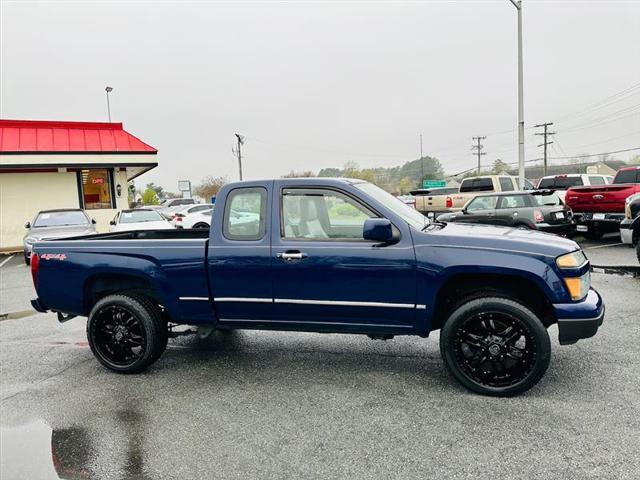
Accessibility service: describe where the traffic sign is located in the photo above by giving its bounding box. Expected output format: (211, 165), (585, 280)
(423, 180), (446, 188)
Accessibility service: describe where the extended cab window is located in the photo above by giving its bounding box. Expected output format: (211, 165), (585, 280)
(282, 188), (375, 240)
(466, 196), (497, 212)
(223, 188), (267, 240)
(499, 177), (515, 192)
(614, 169), (640, 184)
(460, 178), (494, 192)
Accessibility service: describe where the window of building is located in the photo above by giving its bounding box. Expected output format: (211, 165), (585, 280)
(78, 169), (115, 210)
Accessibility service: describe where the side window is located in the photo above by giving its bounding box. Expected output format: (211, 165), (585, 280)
(499, 177), (515, 192)
(466, 196), (497, 212)
(223, 188), (267, 241)
(281, 188), (375, 240)
(588, 176), (605, 185)
(498, 195), (527, 209)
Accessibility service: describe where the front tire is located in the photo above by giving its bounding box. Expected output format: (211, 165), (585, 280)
(87, 294), (167, 373)
(439, 296), (551, 396)
(24, 250), (30, 265)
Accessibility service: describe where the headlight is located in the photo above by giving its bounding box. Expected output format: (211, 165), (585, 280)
(556, 250), (587, 269)
(563, 272), (590, 301)
(24, 236), (37, 244)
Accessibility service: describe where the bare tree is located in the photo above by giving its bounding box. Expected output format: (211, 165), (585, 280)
(194, 176), (227, 201)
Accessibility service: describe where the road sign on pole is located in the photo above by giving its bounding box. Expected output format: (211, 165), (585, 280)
(423, 180), (447, 189)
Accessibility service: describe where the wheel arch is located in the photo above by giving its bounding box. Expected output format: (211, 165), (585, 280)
(430, 272), (557, 331)
(83, 273), (163, 316)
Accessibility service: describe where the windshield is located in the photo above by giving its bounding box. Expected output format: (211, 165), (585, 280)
(33, 211), (88, 227)
(354, 182), (428, 230)
(538, 176), (583, 189)
(119, 210), (164, 224)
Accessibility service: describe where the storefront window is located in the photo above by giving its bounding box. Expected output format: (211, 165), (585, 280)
(79, 169), (114, 210)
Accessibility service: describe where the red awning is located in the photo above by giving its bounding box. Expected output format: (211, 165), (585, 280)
(0, 119), (157, 154)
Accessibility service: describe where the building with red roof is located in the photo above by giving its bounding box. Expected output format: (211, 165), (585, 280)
(0, 119), (158, 251)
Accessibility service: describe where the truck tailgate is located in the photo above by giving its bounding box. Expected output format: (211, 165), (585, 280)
(565, 185), (636, 213)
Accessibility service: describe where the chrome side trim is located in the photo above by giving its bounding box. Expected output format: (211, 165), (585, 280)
(179, 297), (209, 301)
(274, 298), (415, 308)
(416, 304), (427, 310)
(214, 297), (273, 303)
(218, 318), (413, 328)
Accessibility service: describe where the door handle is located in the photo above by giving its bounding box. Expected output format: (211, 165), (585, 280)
(277, 251), (308, 261)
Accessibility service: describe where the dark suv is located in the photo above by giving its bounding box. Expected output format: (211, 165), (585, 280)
(437, 191), (574, 235)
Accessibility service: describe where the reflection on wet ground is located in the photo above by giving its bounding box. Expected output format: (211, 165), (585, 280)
(1, 408), (150, 480)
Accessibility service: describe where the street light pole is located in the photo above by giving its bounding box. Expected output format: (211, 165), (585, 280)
(509, 0), (525, 189)
(105, 86), (113, 123)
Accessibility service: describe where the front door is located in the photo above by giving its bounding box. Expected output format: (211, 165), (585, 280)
(271, 184), (418, 332)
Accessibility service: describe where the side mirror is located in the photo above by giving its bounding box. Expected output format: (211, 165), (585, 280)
(363, 218), (398, 244)
(25, 221), (31, 229)
(91, 218), (97, 224)
(109, 220), (115, 225)
(461, 208), (467, 214)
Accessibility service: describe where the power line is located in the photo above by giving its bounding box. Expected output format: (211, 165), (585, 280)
(555, 81), (640, 122)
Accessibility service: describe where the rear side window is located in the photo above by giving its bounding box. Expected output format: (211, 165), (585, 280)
(614, 169), (639, 184)
(588, 176), (605, 185)
(466, 196), (497, 212)
(499, 177), (515, 192)
(460, 178), (494, 192)
(223, 188), (267, 240)
(498, 195), (527, 209)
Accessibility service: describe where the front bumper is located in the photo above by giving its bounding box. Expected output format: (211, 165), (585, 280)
(553, 289), (605, 345)
(619, 218), (634, 245)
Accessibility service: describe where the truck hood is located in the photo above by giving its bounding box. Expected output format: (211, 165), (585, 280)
(421, 222), (578, 258)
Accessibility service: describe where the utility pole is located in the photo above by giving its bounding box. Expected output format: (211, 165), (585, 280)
(508, 0), (525, 189)
(471, 136), (487, 174)
(534, 122), (556, 176)
(419, 134), (424, 187)
(233, 134), (245, 181)
(105, 86), (113, 122)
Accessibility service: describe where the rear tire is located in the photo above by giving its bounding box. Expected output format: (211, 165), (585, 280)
(87, 294), (166, 373)
(193, 222), (209, 229)
(439, 296), (551, 397)
(636, 241), (640, 265)
(24, 251), (30, 265)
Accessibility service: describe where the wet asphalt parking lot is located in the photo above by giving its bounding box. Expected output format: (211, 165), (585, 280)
(0, 239), (639, 479)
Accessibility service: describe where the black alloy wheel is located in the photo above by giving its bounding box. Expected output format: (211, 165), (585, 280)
(87, 294), (166, 373)
(440, 296), (551, 396)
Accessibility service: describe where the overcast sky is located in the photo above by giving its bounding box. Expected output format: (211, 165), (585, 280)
(2, 0), (639, 191)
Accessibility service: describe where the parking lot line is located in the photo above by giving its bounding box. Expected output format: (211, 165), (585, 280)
(584, 243), (624, 250)
(0, 255), (14, 268)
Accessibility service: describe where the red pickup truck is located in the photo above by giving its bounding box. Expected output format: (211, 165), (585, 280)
(565, 166), (640, 239)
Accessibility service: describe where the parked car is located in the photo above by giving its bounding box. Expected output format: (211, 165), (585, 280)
(109, 209), (174, 232)
(159, 198), (196, 208)
(565, 166), (640, 239)
(169, 204), (214, 227)
(437, 191), (574, 235)
(619, 193), (640, 264)
(23, 209), (97, 265)
(419, 175), (528, 218)
(178, 207), (215, 229)
(537, 174), (611, 202)
(30, 178), (604, 397)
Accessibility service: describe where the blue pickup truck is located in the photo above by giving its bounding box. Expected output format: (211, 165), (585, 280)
(30, 178), (604, 396)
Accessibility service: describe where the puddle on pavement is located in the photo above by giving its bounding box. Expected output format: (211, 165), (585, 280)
(1, 410), (151, 479)
(591, 265), (640, 278)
